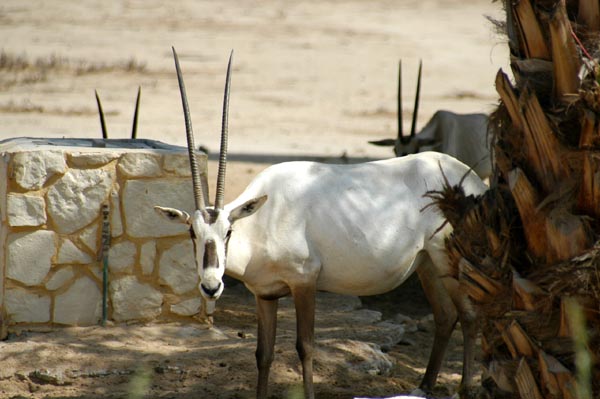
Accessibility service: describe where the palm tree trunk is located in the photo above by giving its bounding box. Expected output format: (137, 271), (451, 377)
(431, 1), (600, 397)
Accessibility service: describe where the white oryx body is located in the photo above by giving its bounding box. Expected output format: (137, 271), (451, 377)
(157, 49), (488, 399)
(224, 154), (482, 299)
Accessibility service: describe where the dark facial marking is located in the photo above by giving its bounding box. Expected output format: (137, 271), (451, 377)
(204, 208), (220, 224)
(190, 227), (198, 264)
(203, 239), (218, 269)
(223, 228), (233, 255)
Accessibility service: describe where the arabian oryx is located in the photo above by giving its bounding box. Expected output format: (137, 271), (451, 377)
(369, 60), (492, 179)
(155, 49), (487, 399)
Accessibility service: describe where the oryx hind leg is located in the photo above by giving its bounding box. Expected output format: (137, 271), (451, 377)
(291, 284), (317, 399)
(414, 254), (458, 394)
(443, 278), (478, 397)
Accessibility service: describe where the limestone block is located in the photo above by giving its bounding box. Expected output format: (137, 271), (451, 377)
(12, 150), (67, 190)
(162, 152), (206, 177)
(140, 241), (156, 275)
(0, 154), (8, 224)
(159, 240), (198, 295)
(108, 240), (136, 273)
(170, 297), (202, 316)
(80, 223), (99, 255)
(7, 193), (46, 227)
(5, 287), (50, 323)
(58, 239), (93, 264)
(45, 267), (75, 291)
(46, 168), (114, 234)
(118, 153), (161, 178)
(109, 189), (123, 237)
(110, 276), (163, 322)
(53, 276), (102, 325)
(163, 153), (191, 176)
(69, 151), (119, 168)
(123, 178), (194, 238)
(7, 230), (56, 286)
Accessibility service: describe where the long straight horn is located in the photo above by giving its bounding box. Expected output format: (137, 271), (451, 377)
(95, 90), (108, 139)
(409, 60), (422, 138)
(131, 86), (141, 139)
(397, 59), (403, 142)
(172, 47), (206, 212)
(214, 50), (233, 210)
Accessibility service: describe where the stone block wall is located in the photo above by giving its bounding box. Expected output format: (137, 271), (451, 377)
(0, 138), (207, 334)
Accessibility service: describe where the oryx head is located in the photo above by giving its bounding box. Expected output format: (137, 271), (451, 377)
(368, 59), (423, 155)
(155, 48), (267, 302)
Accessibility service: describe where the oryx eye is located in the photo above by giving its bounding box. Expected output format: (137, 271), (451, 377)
(189, 227), (196, 240)
(225, 229), (232, 241)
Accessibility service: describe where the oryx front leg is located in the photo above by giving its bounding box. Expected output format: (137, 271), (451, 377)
(255, 296), (278, 399)
(292, 285), (316, 399)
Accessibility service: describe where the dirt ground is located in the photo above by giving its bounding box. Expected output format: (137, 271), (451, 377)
(0, 278), (475, 399)
(0, 0), (508, 398)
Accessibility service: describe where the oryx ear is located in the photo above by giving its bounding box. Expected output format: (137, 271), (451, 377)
(229, 195), (268, 224)
(154, 206), (191, 224)
(368, 138), (396, 147)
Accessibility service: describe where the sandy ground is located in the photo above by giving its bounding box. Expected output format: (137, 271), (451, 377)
(0, 1), (508, 398)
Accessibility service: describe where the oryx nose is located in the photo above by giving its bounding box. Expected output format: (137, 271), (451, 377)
(201, 282), (222, 298)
